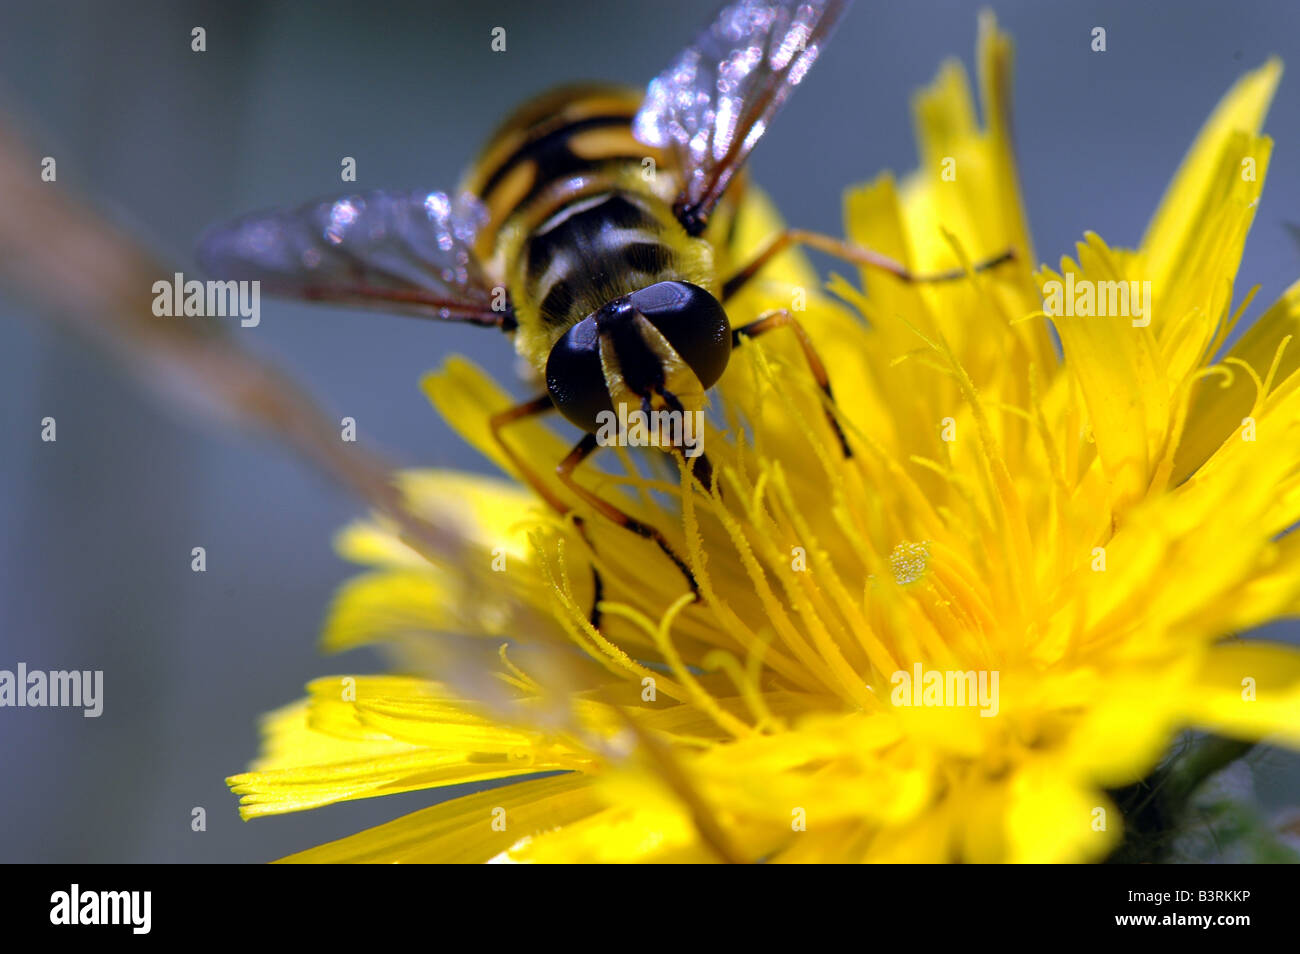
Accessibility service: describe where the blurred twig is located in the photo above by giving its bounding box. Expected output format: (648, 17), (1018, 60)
(0, 111), (462, 564)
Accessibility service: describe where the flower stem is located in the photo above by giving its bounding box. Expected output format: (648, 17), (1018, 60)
(1105, 736), (1254, 864)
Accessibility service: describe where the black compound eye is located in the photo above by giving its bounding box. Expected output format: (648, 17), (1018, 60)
(546, 316), (614, 432)
(626, 282), (731, 389)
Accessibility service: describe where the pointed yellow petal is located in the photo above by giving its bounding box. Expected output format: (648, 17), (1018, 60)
(228, 678), (578, 818)
(1142, 58), (1281, 289)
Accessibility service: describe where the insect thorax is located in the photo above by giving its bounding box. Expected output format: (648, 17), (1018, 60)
(458, 84), (715, 372)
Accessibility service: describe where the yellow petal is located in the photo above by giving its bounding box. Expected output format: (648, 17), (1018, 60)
(1186, 641), (1300, 745)
(1005, 763), (1119, 863)
(277, 773), (603, 863)
(1039, 235), (1168, 512)
(1174, 280), (1300, 481)
(724, 182), (820, 291)
(1141, 59), (1281, 291)
(228, 677), (578, 819)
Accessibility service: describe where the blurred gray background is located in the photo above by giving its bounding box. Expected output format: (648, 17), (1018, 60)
(1, 0), (1298, 863)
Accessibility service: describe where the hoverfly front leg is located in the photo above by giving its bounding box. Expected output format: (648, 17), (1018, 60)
(489, 395), (607, 628)
(721, 228), (1017, 301)
(670, 445), (716, 496)
(731, 309), (853, 459)
(557, 433), (701, 601)
(653, 386), (717, 495)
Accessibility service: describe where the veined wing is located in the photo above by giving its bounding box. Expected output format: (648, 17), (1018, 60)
(198, 190), (507, 326)
(633, 0), (852, 236)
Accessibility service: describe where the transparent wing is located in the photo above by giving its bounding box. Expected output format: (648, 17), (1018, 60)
(197, 190), (506, 325)
(633, 0), (852, 235)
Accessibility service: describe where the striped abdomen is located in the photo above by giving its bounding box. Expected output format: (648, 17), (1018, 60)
(459, 85), (715, 370)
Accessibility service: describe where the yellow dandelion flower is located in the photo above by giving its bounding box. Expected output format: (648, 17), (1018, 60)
(228, 16), (1300, 863)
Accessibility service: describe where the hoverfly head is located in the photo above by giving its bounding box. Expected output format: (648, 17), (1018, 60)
(545, 282), (731, 433)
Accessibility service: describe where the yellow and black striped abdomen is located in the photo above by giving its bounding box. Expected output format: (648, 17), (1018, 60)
(459, 85), (715, 371)
(461, 85), (653, 250)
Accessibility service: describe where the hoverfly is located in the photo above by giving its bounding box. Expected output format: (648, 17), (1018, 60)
(199, 0), (1009, 610)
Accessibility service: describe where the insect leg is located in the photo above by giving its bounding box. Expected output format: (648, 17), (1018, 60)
(489, 395), (606, 627)
(721, 228), (1016, 301)
(671, 445), (716, 496)
(732, 309), (852, 458)
(557, 433), (701, 600)
(490, 395), (568, 513)
(654, 386), (716, 495)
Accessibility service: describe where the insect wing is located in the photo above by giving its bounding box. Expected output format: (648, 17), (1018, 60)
(197, 190), (504, 324)
(633, 0), (851, 234)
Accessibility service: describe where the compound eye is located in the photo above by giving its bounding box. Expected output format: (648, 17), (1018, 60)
(627, 282), (731, 389)
(545, 316), (614, 432)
